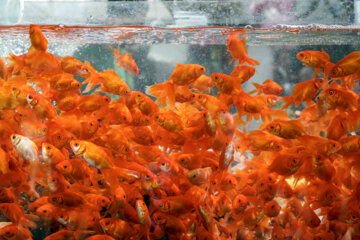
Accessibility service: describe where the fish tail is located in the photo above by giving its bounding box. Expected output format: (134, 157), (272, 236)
(83, 61), (103, 93)
(281, 96), (294, 109)
(248, 82), (261, 95)
(245, 57), (260, 66)
(146, 81), (175, 106)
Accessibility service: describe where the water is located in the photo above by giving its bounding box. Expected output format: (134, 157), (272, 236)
(0, 25), (360, 239)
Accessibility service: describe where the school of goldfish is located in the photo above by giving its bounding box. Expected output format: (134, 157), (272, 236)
(0, 24), (359, 240)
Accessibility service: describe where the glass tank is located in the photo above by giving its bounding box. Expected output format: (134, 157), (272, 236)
(0, 1), (359, 240)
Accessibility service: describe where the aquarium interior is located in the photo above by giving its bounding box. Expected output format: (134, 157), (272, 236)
(0, 0), (360, 239)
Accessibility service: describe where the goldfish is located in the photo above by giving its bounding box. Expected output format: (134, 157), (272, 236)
(264, 199), (281, 217)
(329, 51), (360, 78)
(26, 93), (57, 120)
(268, 152), (304, 176)
(99, 218), (135, 240)
(61, 56), (90, 77)
(11, 134), (38, 163)
(227, 32), (260, 65)
(192, 74), (214, 92)
(84, 62), (131, 96)
(70, 140), (114, 169)
(282, 78), (325, 108)
(2, 23), (360, 240)
(265, 119), (305, 139)
(111, 47), (139, 75)
(296, 49), (331, 77)
(230, 65), (256, 84)
(146, 63), (205, 105)
(0, 224), (32, 240)
(0, 57), (8, 81)
(29, 24), (48, 52)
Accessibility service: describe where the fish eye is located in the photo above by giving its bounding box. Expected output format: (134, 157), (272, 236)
(137, 94), (141, 97)
(12, 135), (16, 139)
(43, 209), (47, 213)
(57, 135), (61, 139)
(105, 98), (109, 102)
(333, 143), (336, 147)
(124, 90), (128, 94)
(329, 91), (334, 95)
(123, 195), (126, 199)
(105, 221), (109, 225)
(52, 178), (55, 182)
(123, 117), (127, 120)
(28, 95), (33, 99)
(102, 199), (105, 203)
(145, 119), (149, 123)
(299, 53), (304, 57)
(238, 199), (241, 203)
(125, 148), (128, 152)
(317, 156), (321, 161)
(180, 158), (184, 162)
(60, 215), (63, 218)
(161, 162), (165, 166)
(47, 146), (50, 149)
(43, 128), (46, 132)
(155, 116), (159, 119)
(292, 158), (297, 163)
(200, 67), (204, 71)
(332, 70), (337, 75)
(192, 174), (196, 178)
(5, 231), (10, 235)
(157, 217), (161, 220)
(64, 165), (67, 169)
(90, 122), (93, 126)
(198, 95), (202, 99)
(271, 205), (275, 209)
(12, 87), (16, 91)
(260, 183), (264, 187)
(215, 76), (218, 80)
(75, 143), (78, 146)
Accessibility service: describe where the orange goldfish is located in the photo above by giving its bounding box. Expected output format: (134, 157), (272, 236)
(29, 24), (48, 52)
(227, 32), (260, 65)
(26, 93), (57, 120)
(99, 218), (136, 240)
(329, 51), (360, 78)
(61, 56), (90, 77)
(0, 57), (8, 81)
(249, 79), (283, 96)
(264, 199), (281, 217)
(84, 62), (130, 96)
(296, 49), (331, 77)
(0, 224), (32, 240)
(282, 78), (325, 108)
(111, 47), (139, 75)
(265, 119), (305, 139)
(230, 65), (256, 84)
(268, 152), (304, 176)
(146, 63), (205, 105)
(70, 140), (114, 169)
(192, 74), (214, 92)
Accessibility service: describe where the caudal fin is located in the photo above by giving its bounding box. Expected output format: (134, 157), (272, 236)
(83, 62), (103, 93)
(245, 57), (260, 66)
(281, 96), (295, 109)
(146, 81), (176, 106)
(248, 82), (261, 95)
